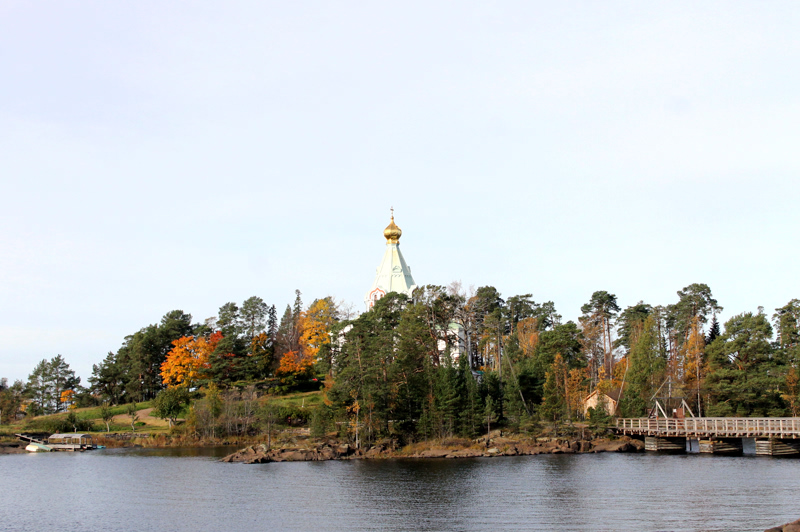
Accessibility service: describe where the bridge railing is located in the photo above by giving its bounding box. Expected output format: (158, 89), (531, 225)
(615, 417), (800, 438)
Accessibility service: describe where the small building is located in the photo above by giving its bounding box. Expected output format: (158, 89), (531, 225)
(583, 389), (621, 417)
(47, 433), (96, 451)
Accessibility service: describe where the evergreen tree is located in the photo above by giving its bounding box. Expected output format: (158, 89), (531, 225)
(705, 315), (721, 345)
(580, 291), (620, 381)
(0, 378), (24, 424)
(240, 296), (268, 340)
(617, 315), (666, 417)
(705, 311), (784, 416)
(217, 302), (242, 339)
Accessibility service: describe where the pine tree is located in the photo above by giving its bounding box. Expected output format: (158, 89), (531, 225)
(706, 315), (721, 345)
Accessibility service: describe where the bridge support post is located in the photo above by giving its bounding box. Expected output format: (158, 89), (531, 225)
(644, 436), (685, 453)
(698, 438), (743, 455)
(755, 439), (800, 456)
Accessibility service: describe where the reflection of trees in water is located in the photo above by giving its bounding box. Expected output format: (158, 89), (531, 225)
(344, 459), (483, 527)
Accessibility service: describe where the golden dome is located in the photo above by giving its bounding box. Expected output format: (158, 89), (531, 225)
(383, 212), (402, 243)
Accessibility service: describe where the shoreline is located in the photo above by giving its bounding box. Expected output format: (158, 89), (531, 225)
(220, 435), (645, 464)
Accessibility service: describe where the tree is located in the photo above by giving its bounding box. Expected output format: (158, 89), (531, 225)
(113, 310), (194, 401)
(541, 353), (568, 424)
(26, 359), (52, 415)
(25, 356), (80, 414)
(89, 352), (126, 404)
(680, 316), (706, 415)
(65, 412), (80, 433)
(0, 379), (24, 424)
(152, 387), (190, 428)
(48, 355), (80, 413)
(299, 298), (338, 370)
(250, 332), (274, 379)
(100, 403), (114, 432)
(784, 367), (800, 417)
(706, 315), (721, 346)
(127, 402), (140, 432)
(60, 389), (76, 411)
(217, 302), (243, 339)
(240, 296), (268, 340)
(161, 332), (221, 388)
(615, 302), (652, 355)
(666, 283), (722, 364)
(617, 315), (666, 417)
(705, 311), (783, 417)
(580, 291), (620, 381)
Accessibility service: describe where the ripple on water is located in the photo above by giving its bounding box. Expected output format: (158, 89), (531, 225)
(0, 450), (798, 531)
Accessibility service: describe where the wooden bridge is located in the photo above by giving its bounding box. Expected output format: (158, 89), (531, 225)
(614, 418), (800, 455)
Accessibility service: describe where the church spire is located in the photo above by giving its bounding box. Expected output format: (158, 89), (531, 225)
(365, 209), (417, 310)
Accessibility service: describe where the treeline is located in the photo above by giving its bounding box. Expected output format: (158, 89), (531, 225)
(3, 283), (799, 446)
(320, 283), (800, 445)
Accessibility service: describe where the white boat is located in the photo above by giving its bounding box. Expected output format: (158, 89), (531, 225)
(25, 443), (52, 452)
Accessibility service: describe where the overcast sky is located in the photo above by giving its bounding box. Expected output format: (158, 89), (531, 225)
(2, 1), (799, 383)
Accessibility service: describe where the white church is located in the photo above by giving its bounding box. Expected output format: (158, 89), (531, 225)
(364, 210), (417, 310)
(363, 211), (466, 362)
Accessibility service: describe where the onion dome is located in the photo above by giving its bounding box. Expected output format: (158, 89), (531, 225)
(383, 214), (402, 243)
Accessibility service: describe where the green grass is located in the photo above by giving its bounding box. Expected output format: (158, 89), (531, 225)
(267, 390), (323, 409)
(71, 401), (153, 421)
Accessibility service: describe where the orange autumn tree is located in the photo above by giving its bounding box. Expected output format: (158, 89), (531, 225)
(60, 389), (76, 411)
(276, 298), (337, 380)
(517, 317), (540, 359)
(161, 332), (222, 388)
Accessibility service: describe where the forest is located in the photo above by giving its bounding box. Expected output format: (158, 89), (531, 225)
(2, 283), (799, 446)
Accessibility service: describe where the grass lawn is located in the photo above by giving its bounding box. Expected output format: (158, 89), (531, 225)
(267, 390), (323, 409)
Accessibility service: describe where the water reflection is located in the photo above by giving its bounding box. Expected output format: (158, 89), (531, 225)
(1, 450), (799, 531)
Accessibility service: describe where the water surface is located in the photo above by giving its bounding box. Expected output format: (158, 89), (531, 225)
(2, 448), (798, 531)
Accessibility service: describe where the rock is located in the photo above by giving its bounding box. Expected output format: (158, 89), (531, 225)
(486, 447), (500, 455)
(318, 447), (336, 460)
(337, 444), (352, 456)
(365, 446), (384, 458)
(419, 449), (450, 458)
(448, 449), (484, 458)
(569, 441), (581, 452)
(766, 518), (800, 532)
(628, 439), (645, 451)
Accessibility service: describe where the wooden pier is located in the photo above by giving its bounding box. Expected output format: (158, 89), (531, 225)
(615, 418), (800, 456)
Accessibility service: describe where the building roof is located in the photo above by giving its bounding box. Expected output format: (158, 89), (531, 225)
(585, 388), (622, 402)
(365, 213), (416, 309)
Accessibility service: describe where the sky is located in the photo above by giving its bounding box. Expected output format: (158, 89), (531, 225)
(2, 1), (799, 383)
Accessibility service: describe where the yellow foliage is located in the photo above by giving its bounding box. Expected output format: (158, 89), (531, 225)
(161, 332), (221, 388)
(517, 318), (539, 358)
(277, 298), (337, 379)
(299, 298), (336, 361)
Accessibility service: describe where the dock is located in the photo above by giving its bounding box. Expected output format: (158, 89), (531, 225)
(614, 418), (800, 456)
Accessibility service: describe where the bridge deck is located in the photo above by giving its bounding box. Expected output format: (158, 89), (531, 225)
(615, 418), (800, 439)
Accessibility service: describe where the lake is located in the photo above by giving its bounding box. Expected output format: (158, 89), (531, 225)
(1, 447), (798, 531)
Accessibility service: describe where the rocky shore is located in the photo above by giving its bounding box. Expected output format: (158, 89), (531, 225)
(221, 435), (645, 464)
(0, 442), (25, 454)
(766, 518), (800, 532)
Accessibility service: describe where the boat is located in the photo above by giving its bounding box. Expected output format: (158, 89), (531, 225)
(25, 442), (52, 452)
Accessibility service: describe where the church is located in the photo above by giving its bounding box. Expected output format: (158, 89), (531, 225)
(364, 210), (417, 310)
(363, 211), (467, 363)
